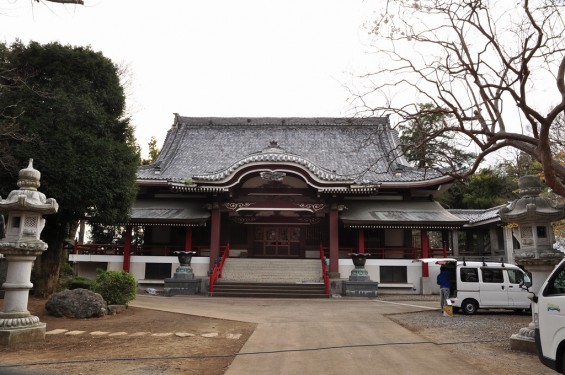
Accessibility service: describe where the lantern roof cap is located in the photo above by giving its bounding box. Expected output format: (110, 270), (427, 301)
(0, 159), (58, 214)
(499, 175), (565, 223)
(17, 159), (41, 191)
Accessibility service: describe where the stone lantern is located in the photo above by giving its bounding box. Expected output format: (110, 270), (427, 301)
(0, 159), (58, 345)
(499, 175), (565, 352)
(499, 175), (565, 286)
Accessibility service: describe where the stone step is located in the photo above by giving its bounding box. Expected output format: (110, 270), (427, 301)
(211, 281), (328, 298)
(213, 282), (325, 290)
(220, 258), (323, 283)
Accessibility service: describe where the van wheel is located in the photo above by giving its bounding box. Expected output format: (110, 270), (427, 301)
(462, 299), (478, 315)
(561, 350), (565, 375)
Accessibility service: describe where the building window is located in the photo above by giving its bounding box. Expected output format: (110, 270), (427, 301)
(380, 266), (407, 283)
(145, 263), (172, 279)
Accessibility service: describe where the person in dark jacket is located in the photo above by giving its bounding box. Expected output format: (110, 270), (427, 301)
(437, 266), (451, 311)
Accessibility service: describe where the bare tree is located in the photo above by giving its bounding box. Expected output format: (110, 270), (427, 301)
(0, 53), (31, 172)
(355, 0), (565, 195)
(36, 0), (84, 4)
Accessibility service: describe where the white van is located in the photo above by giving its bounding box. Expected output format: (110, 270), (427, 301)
(528, 258), (565, 373)
(419, 258), (532, 315)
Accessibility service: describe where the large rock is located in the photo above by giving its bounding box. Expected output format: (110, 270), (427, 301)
(46, 288), (107, 318)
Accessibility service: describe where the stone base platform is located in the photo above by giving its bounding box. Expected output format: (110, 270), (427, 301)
(344, 281), (379, 297)
(510, 334), (537, 354)
(163, 278), (201, 296)
(0, 323), (46, 346)
(510, 322), (537, 354)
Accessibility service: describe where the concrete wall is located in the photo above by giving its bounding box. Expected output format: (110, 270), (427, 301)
(337, 258), (440, 295)
(69, 255), (211, 280)
(70, 255), (444, 295)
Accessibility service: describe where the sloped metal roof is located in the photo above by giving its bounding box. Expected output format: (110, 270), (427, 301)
(129, 199), (210, 224)
(340, 200), (467, 228)
(137, 116), (447, 186)
(448, 206), (503, 226)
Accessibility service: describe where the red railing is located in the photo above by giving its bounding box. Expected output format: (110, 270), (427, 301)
(72, 242), (207, 256)
(332, 246), (449, 259)
(319, 243), (330, 295)
(209, 243), (230, 295)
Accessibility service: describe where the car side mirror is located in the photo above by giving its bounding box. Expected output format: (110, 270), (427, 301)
(527, 291), (538, 303)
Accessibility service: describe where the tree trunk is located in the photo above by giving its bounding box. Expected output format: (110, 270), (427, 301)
(33, 214), (73, 297)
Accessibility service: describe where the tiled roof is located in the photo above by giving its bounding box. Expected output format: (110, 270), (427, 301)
(129, 199), (210, 224)
(342, 200), (467, 228)
(448, 206), (504, 226)
(137, 116), (446, 185)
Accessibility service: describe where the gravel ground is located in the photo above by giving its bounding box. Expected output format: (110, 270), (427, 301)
(376, 294), (555, 375)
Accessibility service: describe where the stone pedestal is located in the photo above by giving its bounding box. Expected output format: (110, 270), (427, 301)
(0, 244), (48, 345)
(164, 272), (201, 296)
(344, 280), (379, 297)
(509, 257), (561, 354)
(164, 252), (201, 296)
(510, 322), (537, 354)
(343, 253), (378, 297)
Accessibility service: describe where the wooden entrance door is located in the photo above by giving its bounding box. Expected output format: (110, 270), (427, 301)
(254, 227), (301, 257)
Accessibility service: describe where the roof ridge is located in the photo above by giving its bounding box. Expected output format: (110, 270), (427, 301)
(173, 116), (390, 127)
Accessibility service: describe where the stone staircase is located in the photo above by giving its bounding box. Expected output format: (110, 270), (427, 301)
(210, 258), (328, 298)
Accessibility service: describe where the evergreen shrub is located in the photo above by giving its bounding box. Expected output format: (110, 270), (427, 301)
(68, 276), (94, 290)
(93, 270), (137, 305)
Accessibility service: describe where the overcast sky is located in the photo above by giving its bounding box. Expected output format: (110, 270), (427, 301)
(1, 1), (379, 157)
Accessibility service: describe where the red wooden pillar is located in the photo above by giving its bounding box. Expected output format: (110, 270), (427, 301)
(123, 225), (132, 273)
(184, 227), (193, 252)
(421, 229), (430, 277)
(358, 228), (365, 254)
(442, 230), (449, 257)
(329, 207), (339, 274)
(209, 205), (221, 270)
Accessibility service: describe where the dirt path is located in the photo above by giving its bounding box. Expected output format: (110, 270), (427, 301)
(0, 297), (553, 374)
(0, 298), (256, 375)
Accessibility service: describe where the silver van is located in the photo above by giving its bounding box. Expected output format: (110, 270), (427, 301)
(419, 258), (532, 314)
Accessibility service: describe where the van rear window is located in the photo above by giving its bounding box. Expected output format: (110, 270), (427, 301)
(460, 268), (478, 282)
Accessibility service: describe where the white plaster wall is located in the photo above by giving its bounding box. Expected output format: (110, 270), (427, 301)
(190, 257), (211, 277)
(338, 259), (427, 294)
(129, 262), (145, 281)
(70, 255), (211, 280)
(107, 262), (124, 272)
(73, 261), (107, 279)
(71, 255), (438, 294)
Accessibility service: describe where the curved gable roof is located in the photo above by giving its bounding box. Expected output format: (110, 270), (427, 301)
(138, 116), (447, 187)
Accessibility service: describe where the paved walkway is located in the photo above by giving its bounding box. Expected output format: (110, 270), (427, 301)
(131, 295), (487, 374)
